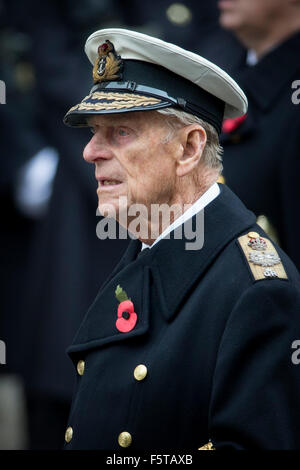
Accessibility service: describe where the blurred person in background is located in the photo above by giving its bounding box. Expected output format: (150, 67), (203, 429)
(1, 0), (129, 449)
(119, 0), (221, 50)
(211, 0), (300, 270)
(0, 0), (47, 449)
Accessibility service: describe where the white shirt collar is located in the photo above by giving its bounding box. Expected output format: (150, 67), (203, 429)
(246, 49), (258, 66)
(141, 182), (220, 250)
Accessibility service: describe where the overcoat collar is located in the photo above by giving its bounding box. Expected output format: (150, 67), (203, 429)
(67, 185), (256, 354)
(144, 184), (256, 321)
(234, 32), (300, 111)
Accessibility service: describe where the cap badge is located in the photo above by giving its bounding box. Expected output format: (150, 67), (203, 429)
(92, 40), (122, 83)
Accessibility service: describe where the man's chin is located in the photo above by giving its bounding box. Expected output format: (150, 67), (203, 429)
(98, 202), (118, 219)
(219, 12), (241, 31)
(97, 199), (129, 222)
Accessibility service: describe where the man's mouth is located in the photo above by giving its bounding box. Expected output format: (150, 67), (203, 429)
(97, 177), (123, 188)
(101, 180), (121, 186)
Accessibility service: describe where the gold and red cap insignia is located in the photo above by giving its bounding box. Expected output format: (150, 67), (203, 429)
(92, 40), (122, 83)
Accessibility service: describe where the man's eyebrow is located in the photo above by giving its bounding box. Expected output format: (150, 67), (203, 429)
(86, 112), (143, 127)
(86, 120), (143, 135)
(86, 118), (132, 127)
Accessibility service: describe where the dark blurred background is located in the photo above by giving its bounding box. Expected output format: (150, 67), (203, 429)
(0, 0), (299, 449)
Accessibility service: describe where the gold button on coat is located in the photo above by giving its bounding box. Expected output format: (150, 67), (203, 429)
(65, 426), (73, 443)
(118, 432), (132, 448)
(134, 364), (147, 381)
(77, 360), (85, 376)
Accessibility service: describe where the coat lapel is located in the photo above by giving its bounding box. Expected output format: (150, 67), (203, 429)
(67, 239), (150, 354)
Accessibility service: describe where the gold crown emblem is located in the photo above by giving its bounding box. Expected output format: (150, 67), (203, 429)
(92, 40), (122, 83)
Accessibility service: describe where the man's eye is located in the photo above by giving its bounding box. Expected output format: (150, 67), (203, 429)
(118, 128), (129, 137)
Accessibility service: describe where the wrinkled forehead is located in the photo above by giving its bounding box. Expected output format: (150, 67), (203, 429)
(87, 110), (164, 129)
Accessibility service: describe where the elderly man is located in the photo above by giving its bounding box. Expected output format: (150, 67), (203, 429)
(63, 28), (300, 450)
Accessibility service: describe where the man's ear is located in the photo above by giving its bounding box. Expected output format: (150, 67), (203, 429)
(176, 124), (207, 177)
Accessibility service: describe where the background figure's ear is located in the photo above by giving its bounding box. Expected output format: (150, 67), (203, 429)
(176, 125), (207, 177)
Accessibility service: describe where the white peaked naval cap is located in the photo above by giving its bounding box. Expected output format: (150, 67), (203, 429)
(64, 28), (248, 134)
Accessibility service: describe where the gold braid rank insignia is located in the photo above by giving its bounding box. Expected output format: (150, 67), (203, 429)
(238, 232), (288, 280)
(93, 40), (122, 83)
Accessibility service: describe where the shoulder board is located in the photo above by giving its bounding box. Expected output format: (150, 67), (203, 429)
(238, 232), (288, 281)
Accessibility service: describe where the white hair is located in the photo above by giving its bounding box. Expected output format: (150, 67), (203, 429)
(156, 107), (223, 173)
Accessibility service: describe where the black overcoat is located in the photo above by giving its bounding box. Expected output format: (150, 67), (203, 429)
(65, 185), (300, 450)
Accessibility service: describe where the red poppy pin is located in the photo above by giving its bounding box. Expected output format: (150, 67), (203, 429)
(222, 114), (247, 134)
(115, 285), (137, 333)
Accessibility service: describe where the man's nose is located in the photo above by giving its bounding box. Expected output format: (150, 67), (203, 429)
(83, 136), (114, 163)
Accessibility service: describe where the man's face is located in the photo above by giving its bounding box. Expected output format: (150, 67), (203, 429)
(83, 111), (179, 222)
(218, 0), (284, 33)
